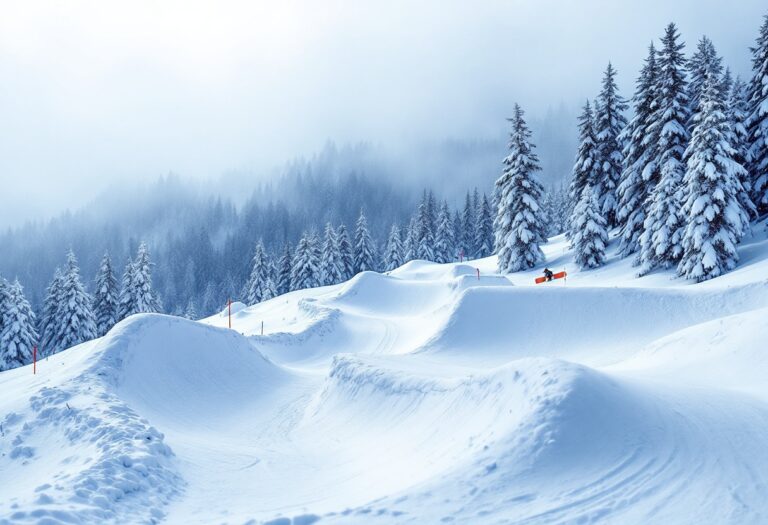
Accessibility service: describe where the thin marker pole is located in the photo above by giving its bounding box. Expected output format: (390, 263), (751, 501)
(228, 298), (232, 329)
(33, 346), (37, 375)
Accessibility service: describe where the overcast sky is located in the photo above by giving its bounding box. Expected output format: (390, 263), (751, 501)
(0, 0), (765, 227)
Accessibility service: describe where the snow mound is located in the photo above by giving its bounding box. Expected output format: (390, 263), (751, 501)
(422, 282), (768, 365)
(389, 260), (480, 280)
(92, 314), (288, 428)
(216, 301), (247, 317)
(612, 306), (768, 398)
(333, 271), (450, 315)
(0, 314), (288, 524)
(306, 355), (768, 524)
(295, 355), (646, 500)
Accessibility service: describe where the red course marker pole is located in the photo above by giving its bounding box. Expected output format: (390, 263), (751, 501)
(33, 346), (37, 375)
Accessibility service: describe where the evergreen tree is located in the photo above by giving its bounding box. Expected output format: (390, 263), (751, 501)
(617, 43), (660, 257)
(117, 257), (136, 321)
(336, 225), (355, 280)
(354, 210), (376, 272)
(58, 251), (97, 351)
(0, 277), (8, 340)
(320, 223), (344, 285)
(494, 104), (548, 273)
(276, 242), (293, 295)
(383, 224), (405, 271)
(434, 201), (455, 263)
(262, 276), (277, 301)
(678, 71), (750, 281)
(244, 241), (273, 304)
(404, 217), (418, 262)
(747, 14), (768, 214)
(475, 194), (495, 258)
(291, 232), (321, 290)
(0, 280), (38, 371)
(132, 243), (161, 314)
(687, 36), (723, 131)
(728, 77), (758, 222)
(593, 62), (628, 227)
(202, 282), (220, 316)
(720, 67), (733, 100)
(570, 185), (609, 269)
(638, 24), (690, 275)
(569, 99), (600, 238)
(459, 192), (476, 258)
(40, 269), (64, 355)
(452, 210), (462, 259)
(184, 300), (198, 320)
(415, 192), (436, 261)
(92, 252), (119, 337)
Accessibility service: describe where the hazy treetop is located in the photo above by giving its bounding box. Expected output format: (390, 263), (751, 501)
(0, 0), (764, 226)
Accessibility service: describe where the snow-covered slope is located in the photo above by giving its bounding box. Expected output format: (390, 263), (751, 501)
(2, 228), (768, 524)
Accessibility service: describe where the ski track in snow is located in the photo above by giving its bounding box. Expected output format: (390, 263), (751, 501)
(2, 229), (768, 524)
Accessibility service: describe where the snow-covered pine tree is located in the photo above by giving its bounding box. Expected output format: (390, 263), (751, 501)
(494, 104), (548, 273)
(244, 240), (273, 304)
(320, 223), (344, 285)
(678, 69), (750, 282)
(475, 193), (495, 258)
(117, 257), (136, 321)
(262, 276), (277, 301)
(593, 62), (629, 228)
(471, 188), (481, 252)
(570, 185), (609, 269)
(720, 67), (733, 101)
(92, 252), (119, 337)
(404, 217), (418, 262)
(617, 43), (660, 257)
(58, 251), (97, 351)
(291, 232), (321, 290)
(687, 36), (722, 132)
(40, 268), (64, 355)
(452, 210), (462, 259)
(220, 273), (238, 305)
(415, 192), (436, 261)
(728, 77), (758, 222)
(336, 225), (355, 280)
(569, 99), (600, 238)
(540, 189), (552, 233)
(132, 242), (161, 314)
(276, 242), (293, 295)
(434, 201), (455, 263)
(637, 23), (690, 275)
(558, 186), (572, 234)
(201, 282), (219, 316)
(0, 277), (8, 339)
(184, 300), (198, 320)
(383, 224), (405, 271)
(354, 210), (377, 272)
(459, 192), (475, 259)
(746, 14), (768, 215)
(0, 279), (38, 371)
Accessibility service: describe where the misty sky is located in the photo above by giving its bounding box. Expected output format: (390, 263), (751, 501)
(0, 0), (765, 227)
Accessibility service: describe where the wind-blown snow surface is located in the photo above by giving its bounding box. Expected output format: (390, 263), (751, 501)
(2, 228), (768, 524)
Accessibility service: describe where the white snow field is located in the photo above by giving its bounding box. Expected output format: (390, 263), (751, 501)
(2, 228), (768, 525)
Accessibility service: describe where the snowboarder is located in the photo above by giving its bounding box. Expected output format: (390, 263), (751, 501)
(543, 268), (554, 282)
